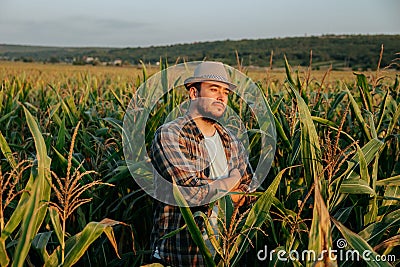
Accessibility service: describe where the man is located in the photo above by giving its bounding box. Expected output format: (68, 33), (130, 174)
(149, 61), (255, 266)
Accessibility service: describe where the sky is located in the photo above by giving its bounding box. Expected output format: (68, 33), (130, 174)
(0, 0), (399, 48)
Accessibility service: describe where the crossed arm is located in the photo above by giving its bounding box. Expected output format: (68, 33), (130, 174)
(151, 125), (252, 206)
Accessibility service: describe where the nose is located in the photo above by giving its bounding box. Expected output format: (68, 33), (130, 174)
(216, 90), (227, 101)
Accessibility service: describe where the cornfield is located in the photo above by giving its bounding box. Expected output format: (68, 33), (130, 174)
(0, 53), (399, 267)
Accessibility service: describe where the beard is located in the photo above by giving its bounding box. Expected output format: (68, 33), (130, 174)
(196, 101), (225, 122)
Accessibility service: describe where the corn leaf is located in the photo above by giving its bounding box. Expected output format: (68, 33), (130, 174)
(274, 114), (292, 150)
(387, 103), (400, 136)
(286, 76), (335, 265)
(31, 232), (52, 262)
(172, 183), (216, 267)
(12, 107), (52, 267)
(355, 73), (373, 112)
(49, 207), (63, 246)
(160, 225), (187, 240)
(347, 138), (383, 180)
(110, 88), (127, 113)
(193, 211), (222, 258)
(332, 218), (392, 267)
(288, 82), (324, 192)
(374, 235), (400, 252)
(364, 155), (379, 225)
(0, 171), (35, 267)
(289, 83), (326, 191)
(345, 85), (372, 141)
(218, 195), (234, 237)
(358, 209), (400, 243)
(0, 131), (17, 169)
(355, 143), (369, 183)
(376, 90), (390, 132)
(339, 179), (376, 195)
(376, 175), (400, 186)
(55, 117), (67, 152)
(229, 167), (291, 266)
(45, 218), (124, 267)
(307, 183), (337, 266)
(311, 116), (355, 143)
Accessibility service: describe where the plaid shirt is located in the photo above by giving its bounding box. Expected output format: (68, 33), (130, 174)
(150, 114), (255, 267)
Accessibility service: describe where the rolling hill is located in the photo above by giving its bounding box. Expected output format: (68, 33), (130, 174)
(1, 34), (399, 70)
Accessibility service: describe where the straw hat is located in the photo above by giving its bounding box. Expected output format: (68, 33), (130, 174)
(184, 61), (236, 90)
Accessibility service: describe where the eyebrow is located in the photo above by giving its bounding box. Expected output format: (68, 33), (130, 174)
(207, 83), (229, 90)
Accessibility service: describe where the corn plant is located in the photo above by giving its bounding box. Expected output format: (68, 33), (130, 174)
(0, 56), (399, 266)
(0, 86), (128, 266)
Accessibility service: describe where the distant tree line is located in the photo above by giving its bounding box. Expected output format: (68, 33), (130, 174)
(0, 34), (399, 70)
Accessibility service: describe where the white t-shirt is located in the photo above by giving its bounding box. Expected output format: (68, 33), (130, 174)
(204, 132), (229, 179)
(203, 131), (229, 255)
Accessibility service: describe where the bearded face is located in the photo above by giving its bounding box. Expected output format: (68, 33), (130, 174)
(190, 81), (230, 121)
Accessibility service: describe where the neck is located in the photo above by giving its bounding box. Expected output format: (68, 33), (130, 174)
(189, 111), (216, 137)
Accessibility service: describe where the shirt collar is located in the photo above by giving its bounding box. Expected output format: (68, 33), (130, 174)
(184, 114), (231, 143)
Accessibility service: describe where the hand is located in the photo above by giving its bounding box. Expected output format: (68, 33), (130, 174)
(231, 189), (246, 207)
(229, 169), (245, 207)
(210, 168), (242, 196)
(229, 168), (242, 190)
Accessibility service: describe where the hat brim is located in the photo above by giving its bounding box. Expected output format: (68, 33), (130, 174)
(184, 77), (237, 90)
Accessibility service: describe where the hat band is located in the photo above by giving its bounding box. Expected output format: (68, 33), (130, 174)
(199, 74), (230, 83)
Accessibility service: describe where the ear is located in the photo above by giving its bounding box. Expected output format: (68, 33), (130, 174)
(189, 87), (197, 100)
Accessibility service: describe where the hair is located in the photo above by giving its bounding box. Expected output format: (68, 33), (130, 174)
(189, 82), (202, 92)
(188, 82), (201, 106)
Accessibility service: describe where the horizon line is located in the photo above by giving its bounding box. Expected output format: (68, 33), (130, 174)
(1, 33), (399, 50)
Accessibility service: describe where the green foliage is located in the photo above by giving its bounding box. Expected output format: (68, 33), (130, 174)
(0, 54), (399, 266)
(0, 102), (127, 266)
